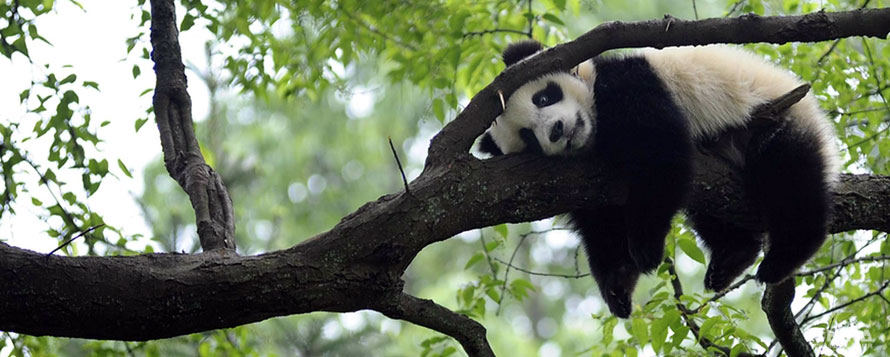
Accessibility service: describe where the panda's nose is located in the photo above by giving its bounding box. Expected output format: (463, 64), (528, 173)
(549, 121), (564, 143)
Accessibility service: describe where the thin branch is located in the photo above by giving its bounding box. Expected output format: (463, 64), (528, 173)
(862, 38), (890, 115)
(725, 0), (747, 17)
(830, 106), (889, 116)
(496, 233), (528, 314)
(762, 280), (815, 357)
(477, 231), (501, 281)
(794, 235), (882, 323)
(526, 0), (533, 37)
(693, 274), (755, 313)
(852, 83), (890, 102)
(492, 257), (589, 278)
(338, 10), (419, 51)
(21, 156), (79, 230)
(815, 0), (872, 66)
(463, 28), (531, 38)
(801, 281), (890, 324)
(374, 292), (494, 357)
(797, 254), (890, 276)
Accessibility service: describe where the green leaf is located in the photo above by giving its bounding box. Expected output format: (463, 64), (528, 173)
(602, 316), (617, 346)
(12, 36), (29, 57)
(181, 13), (196, 31)
(730, 344), (744, 357)
(135, 118), (149, 132)
(678, 237), (706, 264)
(132, 64), (141, 79)
(484, 287), (499, 301)
(493, 224), (508, 238)
(461, 285), (475, 306)
(484, 239), (500, 252)
(60, 74), (76, 85)
(117, 159), (133, 178)
(31, 197), (43, 206)
(510, 278), (536, 300)
(630, 318), (648, 346)
(464, 252), (485, 269)
(542, 13), (565, 26)
(699, 316), (720, 338)
(83, 81), (99, 90)
(670, 325), (689, 347)
(432, 97), (445, 122)
(651, 314), (669, 352)
(441, 346), (456, 357)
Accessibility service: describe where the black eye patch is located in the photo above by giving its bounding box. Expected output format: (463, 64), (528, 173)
(532, 82), (563, 108)
(519, 128), (544, 154)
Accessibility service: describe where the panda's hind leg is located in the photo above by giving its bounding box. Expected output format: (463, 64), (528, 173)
(745, 124), (831, 284)
(572, 206), (640, 318)
(687, 212), (764, 292)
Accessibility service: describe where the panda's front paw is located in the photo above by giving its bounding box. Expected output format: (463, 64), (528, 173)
(704, 266), (732, 292)
(602, 289), (632, 318)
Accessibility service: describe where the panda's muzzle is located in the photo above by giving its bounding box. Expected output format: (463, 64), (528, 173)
(549, 120), (564, 143)
(565, 111), (585, 148)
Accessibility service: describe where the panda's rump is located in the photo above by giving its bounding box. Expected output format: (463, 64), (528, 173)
(643, 45), (802, 138)
(643, 45), (839, 180)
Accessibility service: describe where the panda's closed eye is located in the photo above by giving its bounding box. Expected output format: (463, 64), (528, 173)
(532, 82), (563, 108)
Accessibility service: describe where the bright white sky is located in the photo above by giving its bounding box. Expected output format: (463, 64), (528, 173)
(0, 0), (212, 253)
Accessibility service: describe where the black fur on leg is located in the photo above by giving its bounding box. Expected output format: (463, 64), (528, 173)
(572, 206), (638, 318)
(745, 124), (831, 284)
(687, 211), (764, 292)
(591, 55), (694, 274)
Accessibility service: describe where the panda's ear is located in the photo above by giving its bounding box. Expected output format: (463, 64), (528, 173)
(479, 131), (504, 156)
(503, 40), (543, 67)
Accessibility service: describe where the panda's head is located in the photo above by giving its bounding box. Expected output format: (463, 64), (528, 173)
(479, 40), (595, 157)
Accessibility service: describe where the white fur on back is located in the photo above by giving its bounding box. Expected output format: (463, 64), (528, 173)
(643, 45), (840, 181)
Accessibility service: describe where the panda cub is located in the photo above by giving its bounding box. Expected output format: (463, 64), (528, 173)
(479, 40), (838, 318)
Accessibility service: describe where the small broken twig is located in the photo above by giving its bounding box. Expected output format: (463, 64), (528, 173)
(46, 224), (105, 256)
(388, 137), (411, 194)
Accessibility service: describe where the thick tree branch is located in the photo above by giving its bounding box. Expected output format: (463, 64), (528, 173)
(425, 7), (890, 166)
(150, 0), (235, 251)
(2, 165), (886, 342)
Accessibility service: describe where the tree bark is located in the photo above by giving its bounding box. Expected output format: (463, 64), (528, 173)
(151, 0), (235, 252)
